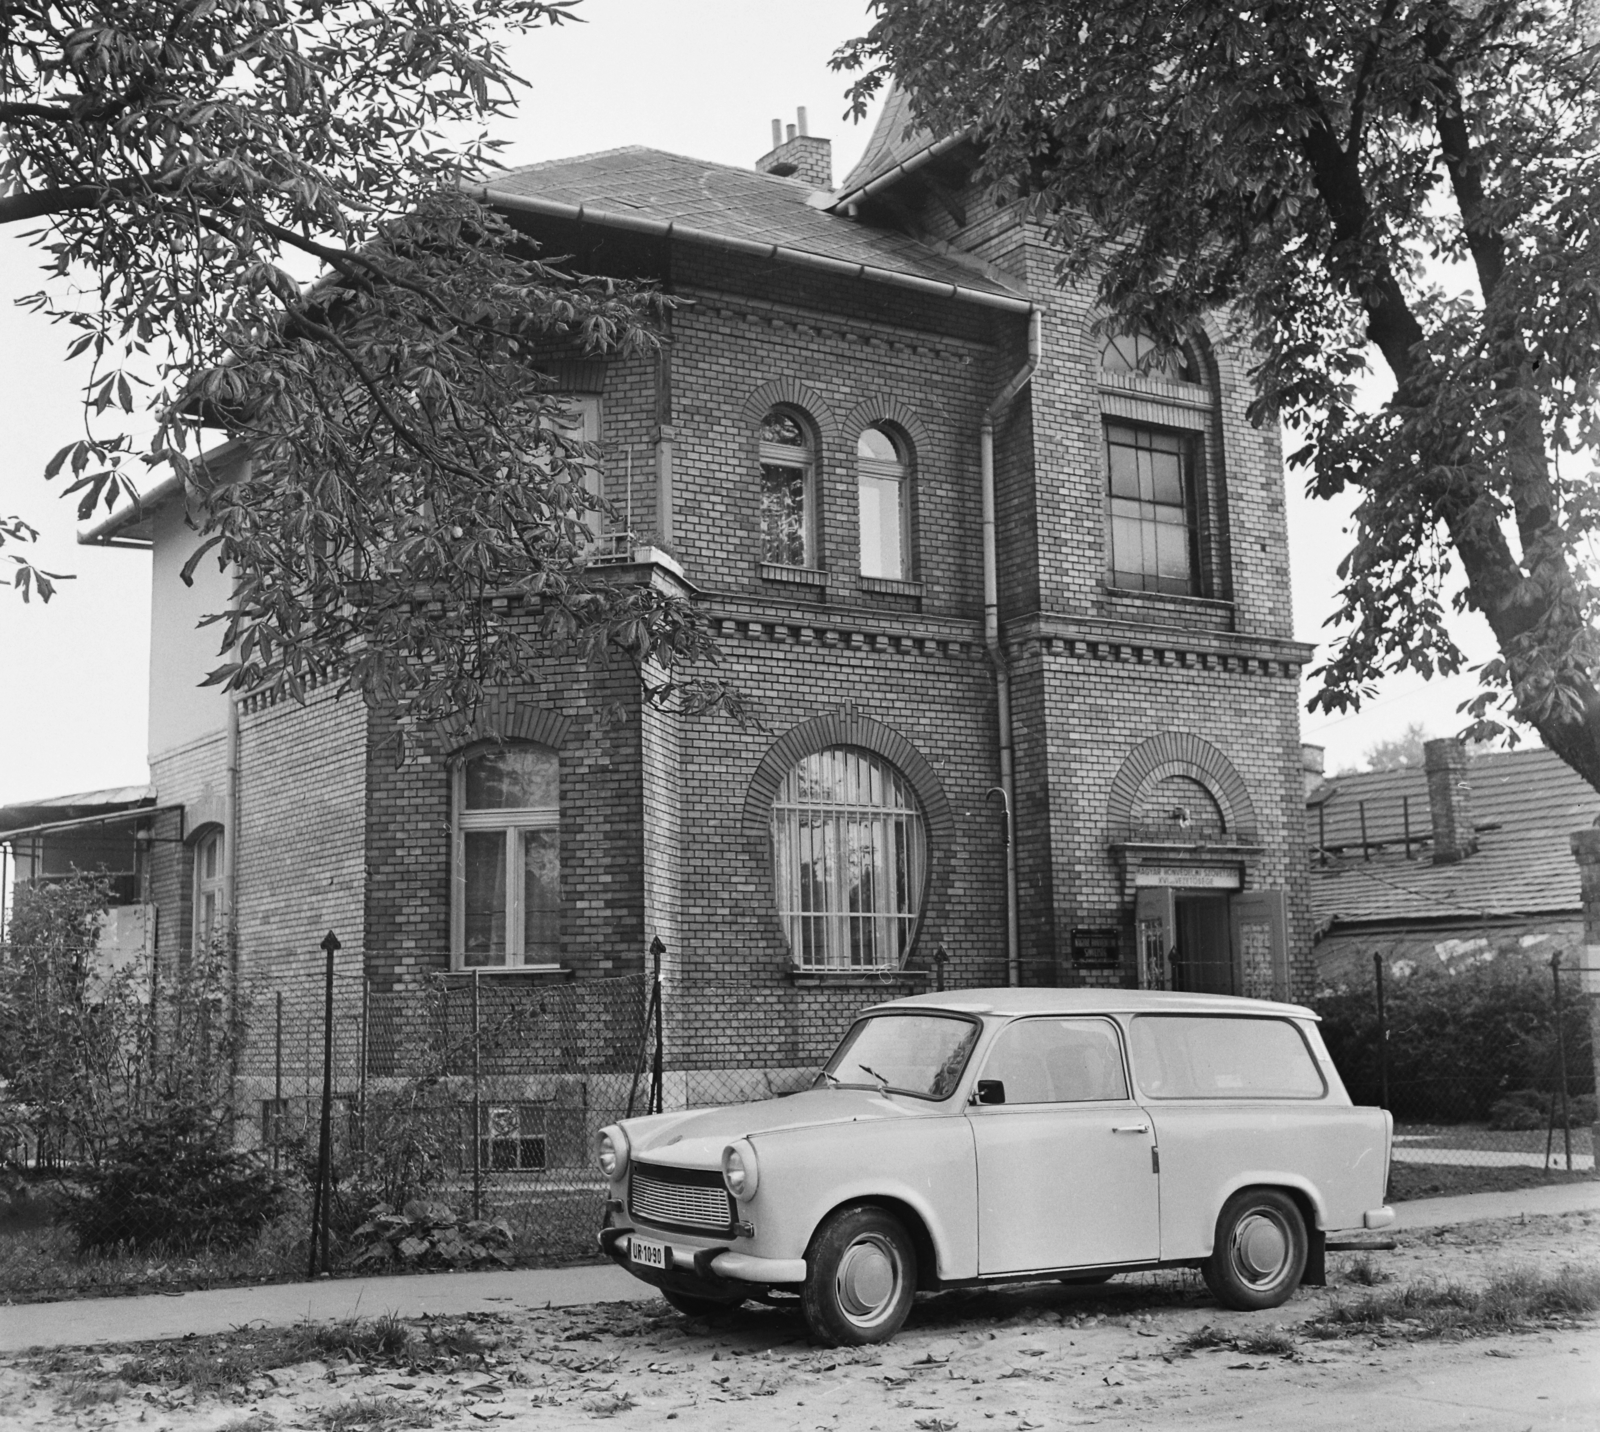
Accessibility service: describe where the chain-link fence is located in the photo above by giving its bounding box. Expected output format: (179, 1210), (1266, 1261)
(0, 935), (835, 1298)
(1315, 953), (1596, 1192)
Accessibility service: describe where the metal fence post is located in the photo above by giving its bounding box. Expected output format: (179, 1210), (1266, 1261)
(650, 936), (665, 1115)
(359, 976), (370, 1157)
(1374, 952), (1389, 1111)
(472, 968), (482, 1222)
(1552, 951), (1573, 1173)
(273, 991), (283, 1171)
(309, 929), (340, 1279)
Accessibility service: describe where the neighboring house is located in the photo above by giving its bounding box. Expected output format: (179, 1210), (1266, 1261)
(1307, 740), (1600, 985)
(2, 95), (1315, 1076)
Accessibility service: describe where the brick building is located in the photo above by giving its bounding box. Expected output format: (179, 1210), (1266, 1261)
(9, 95), (1315, 1077)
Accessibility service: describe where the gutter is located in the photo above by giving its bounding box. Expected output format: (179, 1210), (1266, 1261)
(0, 804), (177, 845)
(473, 186), (1032, 314)
(826, 132), (971, 214)
(981, 308), (1042, 987)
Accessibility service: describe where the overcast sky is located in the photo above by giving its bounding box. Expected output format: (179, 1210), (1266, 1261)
(0, 0), (1498, 809)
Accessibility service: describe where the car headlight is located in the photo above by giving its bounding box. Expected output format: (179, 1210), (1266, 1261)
(597, 1125), (629, 1181)
(722, 1138), (759, 1202)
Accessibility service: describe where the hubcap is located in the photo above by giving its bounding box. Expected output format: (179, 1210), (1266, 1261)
(1233, 1212), (1289, 1285)
(836, 1236), (899, 1321)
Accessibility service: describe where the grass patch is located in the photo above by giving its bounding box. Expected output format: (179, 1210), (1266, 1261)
(99, 1313), (492, 1394)
(1388, 1162), (1598, 1203)
(1307, 1264), (1600, 1340)
(1177, 1323), (1297, 1356)
(1341, 1255), (1393, 1286)
(317, 1396), (435, 1430)
(222, 1416), (279, 1432)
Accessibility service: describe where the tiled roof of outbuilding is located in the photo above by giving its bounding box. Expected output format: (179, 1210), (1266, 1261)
(1309, 747), (1600, 930)
(482, 146), (1019, 301)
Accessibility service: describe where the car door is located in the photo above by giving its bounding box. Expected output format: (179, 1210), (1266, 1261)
(966, 1016), (1160, 1275)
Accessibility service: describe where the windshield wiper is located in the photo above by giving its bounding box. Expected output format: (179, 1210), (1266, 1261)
(818, 1069), (841, 1088)
(858, 1063), (893, 1094)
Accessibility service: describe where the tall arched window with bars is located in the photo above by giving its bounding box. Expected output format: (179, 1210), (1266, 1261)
(771, 746), (926, 970)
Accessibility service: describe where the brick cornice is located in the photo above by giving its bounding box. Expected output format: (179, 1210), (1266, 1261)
(1010, 612), (1314, 675)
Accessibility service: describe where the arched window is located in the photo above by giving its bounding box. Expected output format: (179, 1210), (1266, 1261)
(452, 744), (560, 969)
(1099, 329), (1198, 383)
(771, 747), (926, 970)
(759, 408), (814, 568)
(193, 828), (224, 955)
(1100, 326), (1205, 596)
(857, 426), (909, 580)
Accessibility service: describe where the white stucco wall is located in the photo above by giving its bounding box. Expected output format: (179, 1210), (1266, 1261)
(148, 496), (232, 760)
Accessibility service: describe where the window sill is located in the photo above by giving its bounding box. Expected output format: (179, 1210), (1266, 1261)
(787, 965), (933, 989)
(858, 576), (923, 598)
(1103, 586), (1236, 631)
(448, 962), (573, 979)
(758, 562), (829, 588)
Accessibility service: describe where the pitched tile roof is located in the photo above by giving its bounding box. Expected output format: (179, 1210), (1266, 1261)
(482, 147), (1021, 302)
(836, 83), (938, 196)
(1309, 747), (1600, 930)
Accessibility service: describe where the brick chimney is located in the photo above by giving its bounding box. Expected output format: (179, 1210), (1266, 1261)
(1424, 738), (1478, 864)
(1300, 743), (1326, 801)
(757, 107), (832, 190)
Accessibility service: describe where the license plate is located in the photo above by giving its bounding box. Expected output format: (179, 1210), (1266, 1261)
(631, 1236), (668, 1271)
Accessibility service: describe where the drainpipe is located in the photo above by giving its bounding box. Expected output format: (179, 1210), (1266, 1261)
(981, 308), (1042, 987)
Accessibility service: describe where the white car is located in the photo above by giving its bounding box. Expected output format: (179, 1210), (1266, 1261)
(597, 989), (1393, 1345)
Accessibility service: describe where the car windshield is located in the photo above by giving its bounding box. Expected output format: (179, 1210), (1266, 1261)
(820, 1013), (979, 1100)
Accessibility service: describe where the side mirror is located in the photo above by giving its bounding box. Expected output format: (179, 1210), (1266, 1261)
(973, 1079), (1006, 1106)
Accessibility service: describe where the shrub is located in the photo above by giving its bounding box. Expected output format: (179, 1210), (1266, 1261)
(1489, 1090), (1598, 1130)
(1315, 960), (1594, 1122)
(61, 1106), (284, 1253)
(346, 1200), (513, 1272)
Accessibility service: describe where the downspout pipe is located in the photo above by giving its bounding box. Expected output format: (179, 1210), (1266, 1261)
(982, 308), (1042, 987)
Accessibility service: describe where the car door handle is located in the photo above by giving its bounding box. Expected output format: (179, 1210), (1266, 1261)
(1111, 1123), (1150, 1134)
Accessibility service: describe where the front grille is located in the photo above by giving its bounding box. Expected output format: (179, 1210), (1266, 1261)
(629, 1161), (734, 1234)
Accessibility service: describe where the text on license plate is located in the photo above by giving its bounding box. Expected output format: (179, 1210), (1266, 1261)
(631, 1236), (667, 1270)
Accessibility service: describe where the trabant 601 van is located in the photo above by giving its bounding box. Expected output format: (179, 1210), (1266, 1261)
(596, 989), (1393, 1345)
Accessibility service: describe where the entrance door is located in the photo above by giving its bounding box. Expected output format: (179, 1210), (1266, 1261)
(967, 1016), (1160, 1275)
(1173, 894), (1234, 994)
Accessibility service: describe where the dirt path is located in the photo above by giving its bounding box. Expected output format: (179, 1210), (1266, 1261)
(1, 1210), (1595, 1432)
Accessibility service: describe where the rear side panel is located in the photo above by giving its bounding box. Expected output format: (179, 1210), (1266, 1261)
(1145, 1101), (1390, 1257)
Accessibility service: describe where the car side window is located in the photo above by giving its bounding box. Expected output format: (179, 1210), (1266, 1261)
(980, 1018), (1130, 1104)
(1129, 1016), (1326, 1099)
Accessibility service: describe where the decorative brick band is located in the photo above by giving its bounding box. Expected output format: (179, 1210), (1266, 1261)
(1107, 732), (1258, 841)
(437, 699), (573, 754)
(741, 711), (957, 935)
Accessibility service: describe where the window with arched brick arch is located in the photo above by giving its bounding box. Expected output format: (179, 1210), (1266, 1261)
(857, 425), (910, 580)
(452, 744), (560, 969)
(192, 828), (224, 955)
(771, 746), (926, 970)
(1099, 326), (1214, 597)
(759, 407), (816, 567)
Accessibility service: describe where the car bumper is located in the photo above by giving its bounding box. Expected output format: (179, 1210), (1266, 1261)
(1362, 1206), (1396, 1230)
(598, 1226), (806, 1286)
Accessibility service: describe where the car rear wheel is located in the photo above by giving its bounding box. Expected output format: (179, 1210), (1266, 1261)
(661, 1289), (745, 1319)
(802, 1206), (916, 1346)
(1203, 1188), (1307, 1311)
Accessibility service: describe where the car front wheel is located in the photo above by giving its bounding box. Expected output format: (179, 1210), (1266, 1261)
(1203, 1187), (1307, 1311)
(802, 1205), (917, 1346)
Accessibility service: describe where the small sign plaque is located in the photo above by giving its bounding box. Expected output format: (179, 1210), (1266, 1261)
(1071, 927), (1122, 966)
(1131, 865), (1242, 890)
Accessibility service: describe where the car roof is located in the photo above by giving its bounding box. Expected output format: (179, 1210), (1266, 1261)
(861, 987), (1318, 1021)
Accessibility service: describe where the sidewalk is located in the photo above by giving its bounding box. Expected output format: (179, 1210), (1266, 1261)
(4, 1180), (1598, 1354)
